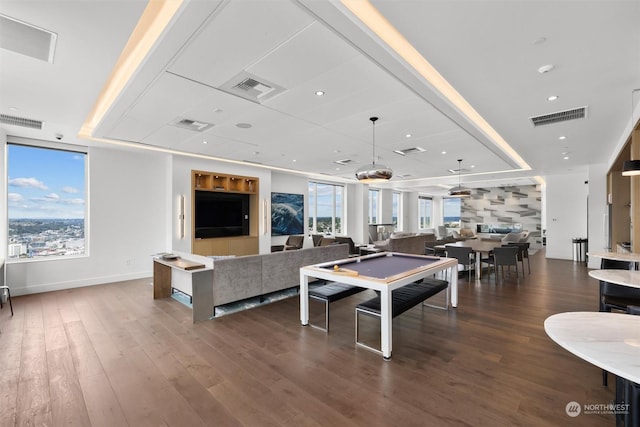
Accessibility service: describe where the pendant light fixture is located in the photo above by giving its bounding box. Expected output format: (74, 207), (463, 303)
(622, 89), (640, 176)
(356, 117), (393, 182)
(448, 159), (471, 197)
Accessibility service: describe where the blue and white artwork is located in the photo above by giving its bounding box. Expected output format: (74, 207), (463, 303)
(271, 192), (304, 236)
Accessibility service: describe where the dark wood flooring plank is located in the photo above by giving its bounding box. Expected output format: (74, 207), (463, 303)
(4, 251), (621, 426)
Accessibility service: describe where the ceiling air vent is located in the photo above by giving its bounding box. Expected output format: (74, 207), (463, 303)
(448, 167), (472, 174)
(393, 147), (426, 156)
(334, 159), (357, 166)
(530, 106), (587, 127)
(0, 14), (57, 63)
(0, 113), (43, 129)
(219, 71), (285, 104)
(171, 118), (213, 132)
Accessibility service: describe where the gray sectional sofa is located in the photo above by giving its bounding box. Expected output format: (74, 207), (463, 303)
(210, 243), (349, 315)
(372, 232), (436, 255)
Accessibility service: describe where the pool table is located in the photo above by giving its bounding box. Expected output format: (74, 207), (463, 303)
(299, 252), (458, 359)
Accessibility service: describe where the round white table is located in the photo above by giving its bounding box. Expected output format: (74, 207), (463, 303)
(588, 252), (640, 267)
(589, 269), (640, 290)
(544, 311), (640, 385)
(545, 312), (640, 424)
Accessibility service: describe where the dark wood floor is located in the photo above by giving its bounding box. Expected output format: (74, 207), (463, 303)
(0, 251), (617, 426)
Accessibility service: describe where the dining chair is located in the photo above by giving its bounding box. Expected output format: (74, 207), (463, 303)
(484, 246), (519, 282)
(0, 285), (13, 316)
(445, 245), (474, 281)
(507, 242), (530, 274)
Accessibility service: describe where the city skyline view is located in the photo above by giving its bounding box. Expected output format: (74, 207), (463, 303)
(8, 144), (86, 219)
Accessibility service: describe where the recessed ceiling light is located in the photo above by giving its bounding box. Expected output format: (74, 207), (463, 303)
(441, 151), (447, 155)
(315, 90), (325, 96)
(405, 133), (412, 138)
(236, 123), (252, 129)
(563, 156), (569, 160)
(292, 159), (297, 162)
(559, 136), (567, 140)
(538, 64), (554, 74)
(547, 95), (559, 101)
(202, 140), (208, 144)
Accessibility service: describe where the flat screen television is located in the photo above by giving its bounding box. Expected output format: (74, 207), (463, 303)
(194, 190), (249, 238)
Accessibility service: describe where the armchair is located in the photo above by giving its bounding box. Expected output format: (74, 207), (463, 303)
(271, 235), (305, 252)
(284, 235), (304, 250)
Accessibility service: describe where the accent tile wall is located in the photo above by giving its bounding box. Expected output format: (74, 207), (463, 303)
(461, 185), (542, 248)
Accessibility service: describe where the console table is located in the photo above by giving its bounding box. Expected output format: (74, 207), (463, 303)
(153, 252), (213, 323)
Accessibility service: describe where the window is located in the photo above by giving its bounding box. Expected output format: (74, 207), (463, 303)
(308, 182), (343, 235)
(443, 197), (462, 229)
(418, 196), (432, 229)
(368, 189), (379, 224)
(7, 142), (87, 260)
(392, 191), (402, 230)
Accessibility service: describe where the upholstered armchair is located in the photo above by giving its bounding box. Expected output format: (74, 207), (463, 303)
(283, 235), (304, 250)
(271, 235), (305, 252)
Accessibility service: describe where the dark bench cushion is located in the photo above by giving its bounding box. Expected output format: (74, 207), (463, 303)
(356, 278), (448, 318)
(309, 282), (364, 302)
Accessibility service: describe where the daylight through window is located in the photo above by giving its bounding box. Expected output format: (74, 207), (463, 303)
(418, 196), (432, 229)
(7, 142), (87, 260)
(443, 197), (462, 229)
(308, 182), (343, 235)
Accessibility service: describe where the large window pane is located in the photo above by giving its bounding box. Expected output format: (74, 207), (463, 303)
(7, 143), (87, 259)
(368, 189), (379, 224)
(443, 197), (461, 229)
(308, 181), (344, 235)
(418, 196), (432, 229)
(392, 191), (401, 230)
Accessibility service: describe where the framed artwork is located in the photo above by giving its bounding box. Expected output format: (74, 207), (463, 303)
(271, 192), (304, 236)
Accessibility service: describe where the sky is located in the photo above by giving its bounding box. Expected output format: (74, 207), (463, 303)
(7, 144), (86, 219)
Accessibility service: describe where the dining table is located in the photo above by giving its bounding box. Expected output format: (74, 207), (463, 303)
(435, 239), (503, 279)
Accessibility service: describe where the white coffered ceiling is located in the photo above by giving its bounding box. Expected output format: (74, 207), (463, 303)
(1, 0), (639, 195)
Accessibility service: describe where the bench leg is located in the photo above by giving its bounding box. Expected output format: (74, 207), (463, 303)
(308, 297), (329, 332)
(355, 308), (383, 356)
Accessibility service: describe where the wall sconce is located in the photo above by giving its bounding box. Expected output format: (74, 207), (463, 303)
(263, 198), (268, 235)
(178, 195), (185, 239)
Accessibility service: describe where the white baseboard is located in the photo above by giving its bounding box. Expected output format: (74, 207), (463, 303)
(10, 271), (152, 296)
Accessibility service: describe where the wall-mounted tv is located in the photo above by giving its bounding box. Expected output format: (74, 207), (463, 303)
(194, 190), (249, 238)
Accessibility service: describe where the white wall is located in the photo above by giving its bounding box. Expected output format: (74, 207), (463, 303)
(271, 172), (310, 248)
(545, 172), (589, 260)
(346, 183), (368, 245)
(587, 163), (608, 268)
(7, 146), (170, 296)
(404, 191), (418, 233)
(0, 131), (6, 287)
(171, 155), (272, 254)
(0, 130), (6, 264)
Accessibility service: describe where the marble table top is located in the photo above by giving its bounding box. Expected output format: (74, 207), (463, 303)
(589, 269), (640, 289)
(588, 251), (640, 264)
(544, 312), (640, 384)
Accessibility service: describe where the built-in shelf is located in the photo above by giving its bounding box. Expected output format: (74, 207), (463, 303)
(192, 170), (259, 256)
(193, 170), (257, 194)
